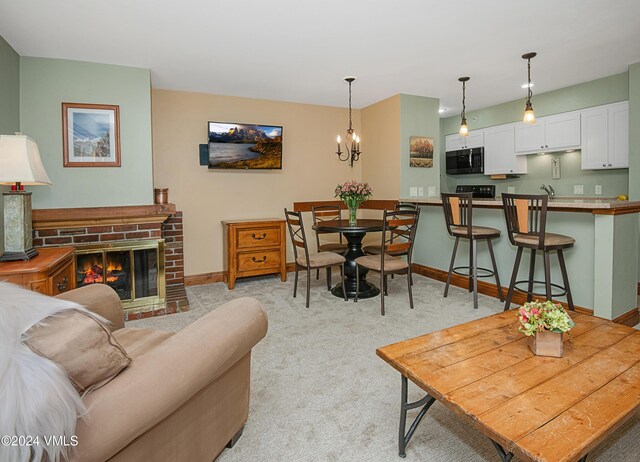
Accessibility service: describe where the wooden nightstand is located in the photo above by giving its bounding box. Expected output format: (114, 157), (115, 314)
(222, 219), (287, 289)
(0, 246), (76, 296)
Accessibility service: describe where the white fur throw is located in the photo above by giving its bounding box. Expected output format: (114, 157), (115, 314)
(0, 282), (101, 462)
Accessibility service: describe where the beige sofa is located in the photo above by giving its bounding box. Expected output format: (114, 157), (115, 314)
(56, 284), (268, 462)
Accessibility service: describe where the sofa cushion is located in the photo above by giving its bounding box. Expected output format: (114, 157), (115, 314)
(23, 309), (132, 393)
(114, 328), (174, 359)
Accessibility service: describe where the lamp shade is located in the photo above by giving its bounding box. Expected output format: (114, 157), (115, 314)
(0, 134), (51, 185)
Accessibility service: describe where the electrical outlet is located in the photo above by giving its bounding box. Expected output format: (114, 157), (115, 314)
(409, 187), (418, 197)
(574, 185), (584, 195)
(552, 158), (561, 179)
(428, 186), (436, 197)
(418, 187), (424, 197)
(507, 187), (516, 194)
(595, 185), (602, 195)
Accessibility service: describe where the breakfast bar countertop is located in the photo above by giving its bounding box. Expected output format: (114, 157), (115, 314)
(404, 196), (640, 214)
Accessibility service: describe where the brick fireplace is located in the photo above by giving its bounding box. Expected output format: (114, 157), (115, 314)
(32, 204), (188, 319)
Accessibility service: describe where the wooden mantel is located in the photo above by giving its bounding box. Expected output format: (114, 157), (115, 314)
(32, 204), (177, 229)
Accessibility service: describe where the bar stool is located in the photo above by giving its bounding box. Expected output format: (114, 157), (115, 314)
(441, 193), (504, 309)
(501, 194), (575, 311)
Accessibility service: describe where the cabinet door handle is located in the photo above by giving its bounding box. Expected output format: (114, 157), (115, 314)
(252, 256), (267, 263)
(251, 233), (267, 240)
(57, 276), (68, 292)
(608, 163), (612, 167)
(541, 145), (544, 149)
(603, 163), (606, 167)
(546, 145), (549, 148)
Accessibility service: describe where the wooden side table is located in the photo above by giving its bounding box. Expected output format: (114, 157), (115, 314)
(222, 218), (287, 289)
(0, 246), (76, 296)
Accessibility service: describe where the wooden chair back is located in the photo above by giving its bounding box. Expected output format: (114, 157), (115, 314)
(380, 209), (420, 267)
(395, 202), (419, 212)
(501, 193), (548, 249)
(284, 208), (310, 264)
(441, 192), (473, 238)
(311, 205), (343, 249)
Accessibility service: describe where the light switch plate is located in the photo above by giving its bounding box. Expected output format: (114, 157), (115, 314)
(409, 187), (418, 197)
(428, 186), (436, 197)
(418, 187), (424, 197)
(574, 185), (584, 195)
(595, 185), (602, 195)
(552, 158), (561, 179)
(507, 187), (516, 194)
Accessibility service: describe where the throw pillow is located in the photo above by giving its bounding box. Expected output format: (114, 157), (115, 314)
(23, 308), (132, 393)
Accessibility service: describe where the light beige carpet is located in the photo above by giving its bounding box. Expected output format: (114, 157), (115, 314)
(131, 274), (639, 461)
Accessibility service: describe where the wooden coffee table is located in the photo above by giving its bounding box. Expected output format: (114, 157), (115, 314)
(377, 310), (640, 462)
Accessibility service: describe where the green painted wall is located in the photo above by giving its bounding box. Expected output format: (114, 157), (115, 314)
(0, 35), (19, 135)
(0, 34), (20, 253)
(440, 72), (630, 197)
(399, 94), (440, 198)
(19, 57), (154, 208)
(629, 63), (640, 200)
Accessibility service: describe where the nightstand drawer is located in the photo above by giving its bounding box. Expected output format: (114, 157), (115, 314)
(49, 260), (74, 295)
(237, 250), (281, 272)
(237, 227), (281, 249)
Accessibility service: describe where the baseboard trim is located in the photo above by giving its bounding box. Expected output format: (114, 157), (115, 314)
(411, 263), (594, 316)
(185, 271), (226, 286)
(612, 307), (640, 327)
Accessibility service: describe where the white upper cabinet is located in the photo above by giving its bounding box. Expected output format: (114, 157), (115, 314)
(445, 130), (484, 151)
(581, 101), (629, 170)
(483, 124), (527, 175)
(514, 112), (581, 154)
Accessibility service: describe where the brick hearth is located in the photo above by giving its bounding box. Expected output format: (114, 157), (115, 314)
(32, 204), (188, 319)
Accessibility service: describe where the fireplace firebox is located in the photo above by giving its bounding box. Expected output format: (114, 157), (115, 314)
(75, 240), (165, 311)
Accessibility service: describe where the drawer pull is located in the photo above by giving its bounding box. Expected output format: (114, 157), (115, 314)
(252, 233), (267, 240)
(252, 256), (267, 263)
(57, 276), (68, 292)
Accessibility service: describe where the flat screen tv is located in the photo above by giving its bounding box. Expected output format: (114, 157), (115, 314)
(208, 121), (283, 170)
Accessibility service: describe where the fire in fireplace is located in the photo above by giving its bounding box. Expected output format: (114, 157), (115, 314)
(74, 240), (165, 310)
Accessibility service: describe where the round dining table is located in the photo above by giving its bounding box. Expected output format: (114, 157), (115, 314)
(313, 218), (384, 299)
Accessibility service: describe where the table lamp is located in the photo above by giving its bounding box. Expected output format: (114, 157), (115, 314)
(0, 134), (51, 261)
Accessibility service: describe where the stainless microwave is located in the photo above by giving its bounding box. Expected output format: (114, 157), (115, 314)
(445, 147), (484, 175)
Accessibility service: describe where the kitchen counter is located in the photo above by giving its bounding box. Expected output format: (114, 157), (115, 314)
(407, 196), (639, 321)
(403, 197), (640, 214)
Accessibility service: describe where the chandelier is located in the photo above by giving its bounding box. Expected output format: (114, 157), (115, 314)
(335, 77), (361, 167)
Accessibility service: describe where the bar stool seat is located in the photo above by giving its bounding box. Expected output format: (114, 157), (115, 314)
(441, 193), (504, 310)
(451, 225), (501, 239)
(513, 232), (575, 249)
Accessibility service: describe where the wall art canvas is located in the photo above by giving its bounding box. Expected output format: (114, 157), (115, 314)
(62, 103), (121, 167)
(208, 121), (283, 170)
(409, 136), (434, 168)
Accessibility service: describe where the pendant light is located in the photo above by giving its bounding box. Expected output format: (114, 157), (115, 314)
(458, 77), (470, 136)
(522, 52), (537, 124)
(335, 76), (361, 167)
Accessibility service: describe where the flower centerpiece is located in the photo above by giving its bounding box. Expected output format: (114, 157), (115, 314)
(334, 180), (373, 225)
(517, 300), (574, 357)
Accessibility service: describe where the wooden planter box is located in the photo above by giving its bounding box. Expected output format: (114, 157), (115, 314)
(528, 331), (563, 357)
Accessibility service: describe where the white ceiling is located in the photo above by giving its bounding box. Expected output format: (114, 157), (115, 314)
(1, 0), (640, 117)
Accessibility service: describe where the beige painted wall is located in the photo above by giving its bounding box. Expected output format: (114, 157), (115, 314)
(360, 95), (401, 198)
(152, 89), (361, 276)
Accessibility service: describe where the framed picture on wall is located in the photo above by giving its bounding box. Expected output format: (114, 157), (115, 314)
(62, 102), (121, 167)
(409, 136), (434, 168)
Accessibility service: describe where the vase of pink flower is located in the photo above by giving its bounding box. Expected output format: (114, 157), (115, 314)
(517, 300), (574, 357)
(334, 180), (373, 226)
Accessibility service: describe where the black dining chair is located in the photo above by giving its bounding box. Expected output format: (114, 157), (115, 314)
(354, 209), (420, 315)
(311, 205), (348, 280)
(284, 209), (347, 307)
